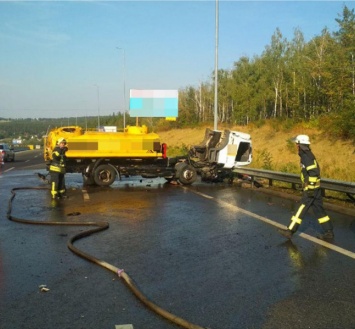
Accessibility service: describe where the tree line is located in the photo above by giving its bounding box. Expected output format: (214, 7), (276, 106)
(0, 114), (151, 141)
(176, 5), (355, 140)
(0, 114), (125, 141)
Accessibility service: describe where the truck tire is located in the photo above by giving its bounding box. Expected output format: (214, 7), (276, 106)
(83, 173), (96, 186)
(177, 164), (197, 185)
(94, 164), (117, 186)
(174, 162), (187, 176)
(83, 163), (96, 186)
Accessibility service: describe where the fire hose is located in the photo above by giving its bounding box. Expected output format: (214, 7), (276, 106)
(6, 186), (206, 329)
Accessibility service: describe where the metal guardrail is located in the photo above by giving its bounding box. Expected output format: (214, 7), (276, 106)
(233, 167), (355, 198)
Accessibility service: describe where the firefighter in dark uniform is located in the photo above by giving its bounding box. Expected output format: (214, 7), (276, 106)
(50, 137), (68, 199)
(278, 135), (334, 240)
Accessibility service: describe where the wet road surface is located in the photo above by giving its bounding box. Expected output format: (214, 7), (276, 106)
(1, 153), (355, 329)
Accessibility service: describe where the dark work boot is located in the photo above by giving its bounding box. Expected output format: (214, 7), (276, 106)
(318, 230), (334, 241)
(278, 229), (294, 239)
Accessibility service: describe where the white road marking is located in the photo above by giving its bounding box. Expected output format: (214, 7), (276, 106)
(3, 167), (15, 173)
(299, 232), (355, 259)
(188, 188), (355, 260)
(115, 325), (134, 329)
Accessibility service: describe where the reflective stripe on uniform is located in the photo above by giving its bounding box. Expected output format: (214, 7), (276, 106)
(50, 165), (62, 172)
(309, 177), (319, 183)
(300, 174), (320, 185)
(50, 165), (65, 173)
(318, 215), (330, 224)
(306, 182), (321, 190)
(51, 182), (57, 198)
(306, 160), (318, 171)
(305, 176), (320, 190)
(289, 216), (302, 230)
(288, 204), (305, 230)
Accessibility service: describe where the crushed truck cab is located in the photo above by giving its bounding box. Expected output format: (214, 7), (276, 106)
(44, 125), (252, 186)
(188, 128), (252, 182)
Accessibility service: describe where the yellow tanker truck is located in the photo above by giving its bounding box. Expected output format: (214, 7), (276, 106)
(44, 125), (252, 186)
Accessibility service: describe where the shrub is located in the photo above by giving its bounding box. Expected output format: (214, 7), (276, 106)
(260, 149), (273, 170)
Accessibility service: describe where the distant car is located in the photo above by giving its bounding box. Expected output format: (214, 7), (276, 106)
(0, 143), (15, 162)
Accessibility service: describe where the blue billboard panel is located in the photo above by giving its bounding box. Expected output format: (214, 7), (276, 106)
(129, 89), (178, 118)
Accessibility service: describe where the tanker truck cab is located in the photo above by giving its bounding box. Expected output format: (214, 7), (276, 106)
(188, 128), (252, 182)
(207, 130), (252, 168)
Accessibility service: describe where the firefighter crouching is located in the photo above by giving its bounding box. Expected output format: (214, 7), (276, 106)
(278, 134), (334, 240)
(49, 137), (68, 199)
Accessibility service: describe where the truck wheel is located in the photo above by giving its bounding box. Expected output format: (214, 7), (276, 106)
(82, 163), (96, 186)
(82, 173), (96, 186)
(178, 164), (197, 185)
(174, 162), (187, 177)
(94, 164), (116, 186)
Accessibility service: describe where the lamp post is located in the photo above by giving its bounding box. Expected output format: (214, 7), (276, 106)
(117, 47), (126, 129)
(214, 0), (219, 131)
(94, 84), (100, 130)
(351, 52), (354, 95)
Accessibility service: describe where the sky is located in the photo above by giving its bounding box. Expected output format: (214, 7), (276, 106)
(0, 0), (354, 119)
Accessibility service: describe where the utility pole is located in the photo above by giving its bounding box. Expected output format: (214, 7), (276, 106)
(117, 47), (126, 129)
(351, 53), (354, 95)
(94, 84), (100, 130)
(214, 0), (219, 130)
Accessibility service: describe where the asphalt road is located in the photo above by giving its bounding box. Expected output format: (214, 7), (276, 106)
(1, 150), (355, 329)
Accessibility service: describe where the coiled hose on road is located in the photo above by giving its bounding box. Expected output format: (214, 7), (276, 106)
(6, 186), (207, 329)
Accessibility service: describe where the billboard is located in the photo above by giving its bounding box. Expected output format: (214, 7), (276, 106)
(129, 89), (178, 118)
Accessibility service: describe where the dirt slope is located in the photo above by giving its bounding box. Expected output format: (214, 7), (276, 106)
(158, 124), (355, 182)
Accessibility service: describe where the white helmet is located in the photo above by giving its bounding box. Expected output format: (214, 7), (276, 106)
(57, 137), (67, 145)
(294, 134), (310, 145)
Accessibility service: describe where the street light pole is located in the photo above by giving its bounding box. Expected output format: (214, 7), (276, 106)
(94, 84), (100, 130)
(117, 47), (126, 130)
(351, 52), (354, 95)
(214, 0), (219, 131)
